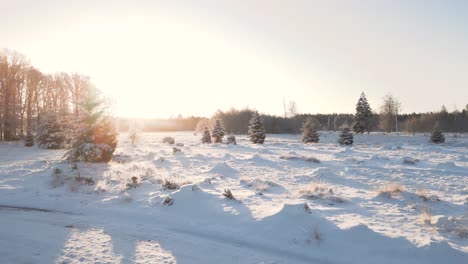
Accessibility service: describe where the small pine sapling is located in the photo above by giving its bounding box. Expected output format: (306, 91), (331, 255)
(211, 119), (225, 143)
(301, 118), (320, 143)
(201, 127), (212, 143)
(248, 112), (266, 144)
(430, 123), (445, 144)
(338, 127), (354, 145)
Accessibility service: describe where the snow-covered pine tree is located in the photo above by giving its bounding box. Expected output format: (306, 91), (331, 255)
(24, 133), (34, 147)
(430, 123), (445, 144)
(248, 112), (266, 144)
(36, 114), (66, 149)
(211, 119), (225, 143)
(201, 127), (212, 143)
(301, 118), (319, 143)
(353, 92), (373, 134)
(338, 127), (354, 145)
(64, 85), (117, 162)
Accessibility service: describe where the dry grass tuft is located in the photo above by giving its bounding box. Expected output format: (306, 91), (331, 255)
(299, 178), (345, 204)
(420, 206), (432, 225)
(377, 182), (404, 198)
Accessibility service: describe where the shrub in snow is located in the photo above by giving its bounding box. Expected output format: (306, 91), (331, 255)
(36, 114), (66, 149)
(162, 196), (174, 206)
(172, 147), (181, 154)
(279, 155), (320, 163)
(416, 189), (440, 202)
(64, 86), (117, 163)
(301, 118), (319, 143)
(162, 179), (180, 190)
(24, 133), (34, 147)
(377, 182), (404, 198)
(74, 174), (95, 186)
(176, 143), (184, 147)
(226, 135), (236, 145)
(129, 131), (138, 145)
(223, 189), (236, 200)
(53, 168), (62, 175)
(248, 112), (266, 144)
(403, 157), (418, 165)
(420, 206), (432, 225)
(338, 127), (353, 145)
(163, 136), (175, 144)
(211, 119), (225, 143)
(126, 176), (140, 189)
(299, 183), (345, 204)
(430, 124), (445, 144)
(201, 127), (212, 143)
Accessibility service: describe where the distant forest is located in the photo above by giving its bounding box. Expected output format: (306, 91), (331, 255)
(117, 106), (468, 134)
(1, 49), (467, 142)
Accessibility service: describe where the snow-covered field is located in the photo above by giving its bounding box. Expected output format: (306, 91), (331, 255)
(1, 132), (467, 264)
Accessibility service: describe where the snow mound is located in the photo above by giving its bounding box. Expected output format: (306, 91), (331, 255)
(436, 215), (468, 239)
(437, 161), (458, 168)
(165, 184), (250, 221)
(239, 178), (284, 193)
(311, 167), (337, 181)
(206, 162), (238, 177)
(402, 156), (419, 165)
(279, 155), (320, 163)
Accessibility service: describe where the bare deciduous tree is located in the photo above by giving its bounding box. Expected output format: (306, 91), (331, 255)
(379, 94), (401, 133)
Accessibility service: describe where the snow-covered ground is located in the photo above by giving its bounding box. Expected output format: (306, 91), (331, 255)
(1, 132), (467, 264)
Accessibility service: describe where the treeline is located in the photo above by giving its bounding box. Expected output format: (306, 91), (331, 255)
(0, 49), (91, 140)
(116, 106), (468, 135)
(116, 116), (206, 132)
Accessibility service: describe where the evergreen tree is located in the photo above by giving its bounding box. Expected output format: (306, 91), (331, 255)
(430, 123), (445, 144)
(36, 114), (66, 149)
(301, 118), (319, 143)
(211, 119), (225, 143)
(64, 85), (117, 162)
(24, 133), (34, 147)
(201, 127), (212, 143)
(353, 92), (373, 134)
(338, 127), (354, 145)
(248, 112), (266, 144)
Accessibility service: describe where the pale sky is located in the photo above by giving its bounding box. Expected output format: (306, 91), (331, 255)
(2, 0), (468, 118)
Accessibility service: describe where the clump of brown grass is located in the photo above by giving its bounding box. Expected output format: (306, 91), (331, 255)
(377, 182), (404, 198)
(420, 206), (432, 225)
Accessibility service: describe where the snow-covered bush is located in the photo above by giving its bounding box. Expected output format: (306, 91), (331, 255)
(223, 189), (236, 200)
(201, 127), (212, 143)
(248, 112), (266, 144)
(126, 176), (140, 189)
(162, 179), (180, 190)
(162, 196), (174, 206)
(226, 135), (236, 145)
(299, 179), (345, 204)
(163, 136), (175, 144)
(74, 174), (95, 186)
(279, 155), (320, 163)
(301, 118), (319, 143)
(211, 119), (225, 143)
(172, 147), (181, 154)
(430, 124), (445, 144)
(129, 131), (138, 145)
(64, 86), (117, 163)
(338, 127), (353, 145)
(24, 133), (34, 147)
(36, 114), (66, 149)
